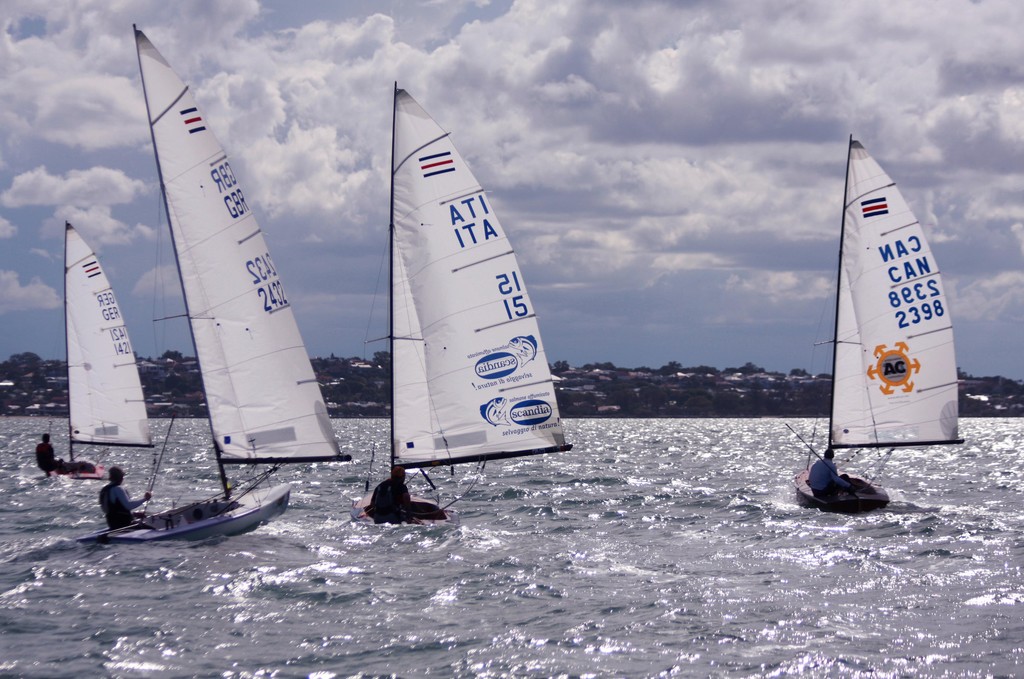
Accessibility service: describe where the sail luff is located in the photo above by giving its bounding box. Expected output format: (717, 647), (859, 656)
(389, 82), (398, 467)
(827, 136), (854, 450)
(830, 139), (960, 448)
(64, 222), (73, 462)
(134, 28), (344, 468)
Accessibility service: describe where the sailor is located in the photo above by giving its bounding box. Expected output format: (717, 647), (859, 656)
(808, 449), (854, 497)
(34, 433), (61, 477)
(99, 466), (151, 529)
(367, 466), (415, 524)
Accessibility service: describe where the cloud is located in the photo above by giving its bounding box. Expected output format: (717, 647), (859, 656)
(3, 0), (1024, 377)
(44, 206), (155, 246)
(0, 269), (60, 314)
(1, 166), (148, 208)
(131, 264), (183, 302)
(0, 215), (15, 238)
(1013, 222), (1024, 257)
(952, 271), (1024, 322)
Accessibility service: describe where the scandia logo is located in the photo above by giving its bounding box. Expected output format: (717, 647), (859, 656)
(509, 400), (552, 425)
(480, 397), (553, 427)
(474, 335), (538, 381)
(474, 353), (518, 380)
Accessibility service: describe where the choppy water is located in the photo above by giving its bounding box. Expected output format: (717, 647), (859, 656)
(1, 417), (1022, 678)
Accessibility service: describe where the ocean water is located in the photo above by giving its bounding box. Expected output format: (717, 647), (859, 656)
(1, 417), (1022, 678)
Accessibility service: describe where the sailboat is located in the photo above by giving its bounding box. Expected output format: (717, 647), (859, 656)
(794, 137), (962, 512)
(351, 86), (572, 524)
(55, 221), (153, 480)
(78, 27), (349, 543)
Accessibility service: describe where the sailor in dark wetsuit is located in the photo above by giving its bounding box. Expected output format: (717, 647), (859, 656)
(808, 448), (854, 497)
(35, 434), (60, 477)
(367, 466), (414, 524)
(98, 466), (151, 529)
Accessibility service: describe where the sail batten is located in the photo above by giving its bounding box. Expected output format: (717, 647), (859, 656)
(135, 28), (343, 464)
(829, 139), (959, 449)
(391, 88), (570, 468)
(65, 223), (152, 449)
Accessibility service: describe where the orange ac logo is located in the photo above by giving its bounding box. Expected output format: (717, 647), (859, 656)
(867, 342), (920, 394)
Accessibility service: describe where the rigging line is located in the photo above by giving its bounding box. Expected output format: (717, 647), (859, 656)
(363, 443), (376, 492)
(439, 188), (485, 206)
(150, 86), (189, 127)
(393, 131), (451, 175)
(145, 415), (176, 501)
(907, 325), (953, 340)
(785, 422), (826, 464)
(451, 250), (515, 273)
(889, 271), (941, 288)
(846, 182), (896, 209)
(362, 232), (390, 360)
(476, 314), (536, 333)
(498, 378), (554, 393)
(879, 220), (920, 238)
(437, 468), (483, 512)
(916, 380), (960, 394)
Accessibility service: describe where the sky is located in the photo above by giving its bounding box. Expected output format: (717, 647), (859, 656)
(1, 0), (1023, 379)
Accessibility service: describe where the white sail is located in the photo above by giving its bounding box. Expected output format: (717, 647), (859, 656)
(390, 88), (569, 467)
(135, 29), (340, 462)
(830, 140), (959, 447)
(65, 222), (152, 447)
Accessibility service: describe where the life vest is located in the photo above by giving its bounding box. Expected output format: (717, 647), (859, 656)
(371, 479), (405, 524)
(374, 481), (396, 513)
(99, 484), (133, 529)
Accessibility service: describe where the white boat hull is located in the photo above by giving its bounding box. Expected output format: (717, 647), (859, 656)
(350, 492), (458, 526)
(77, 483), (291, 544)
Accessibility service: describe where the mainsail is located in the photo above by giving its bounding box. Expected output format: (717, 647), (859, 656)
(135, 28), (341, 465)
(390, 87), (570, 467)
(829, 139), (960, 448)
(65, 222), (152, 449)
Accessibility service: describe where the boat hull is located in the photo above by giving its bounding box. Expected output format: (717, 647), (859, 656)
(49, 461), (106, 481)
(793, 469), (889, 513)
(77, 483), (291, 543)
(351, 492), (458, 525)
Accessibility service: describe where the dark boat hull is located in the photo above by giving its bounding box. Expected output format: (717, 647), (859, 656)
(351, 492), (458, 525)
(794, 469), (889, 513)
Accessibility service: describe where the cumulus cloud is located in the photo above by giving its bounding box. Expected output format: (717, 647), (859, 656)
(1013, 222), (1024, 257)
(44, 207), (154, 246)
(1, 166), (147, 208)
(131, 264), (182, 302)
(953, 271), (1024, 322)
(0, 269), (60, 314)
(3, 0), (1024, 376)
(0, 215), (15, 238)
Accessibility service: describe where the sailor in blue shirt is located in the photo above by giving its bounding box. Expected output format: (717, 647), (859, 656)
(99, 466), (151, 529)
(808, 449), (854, 497)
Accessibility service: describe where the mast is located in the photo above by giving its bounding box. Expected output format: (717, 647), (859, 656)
(389, 82), (398, 469)
(827, 135), (854, 451)
(133, 25), (230, 496)
(63, 222), (74, 462)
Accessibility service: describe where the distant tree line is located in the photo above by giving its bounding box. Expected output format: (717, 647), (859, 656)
(1, 352), (1021, 418)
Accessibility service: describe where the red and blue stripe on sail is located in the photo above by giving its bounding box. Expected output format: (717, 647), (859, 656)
(179, 107), (206, 134)
(861, 197), (889, 218)
(419, 151), (455, 178)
